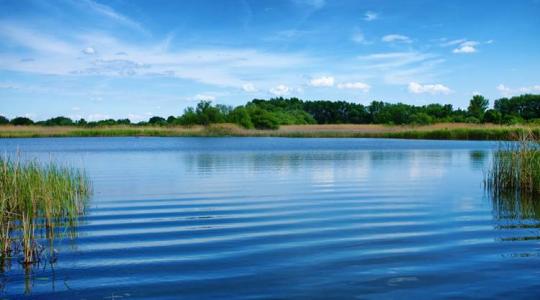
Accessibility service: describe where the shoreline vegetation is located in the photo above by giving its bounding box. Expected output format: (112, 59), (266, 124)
(2, 94), (540, 140)
(0, 156), (90, 269)
(1, 123), (540, 140)
(485, 131), (540, 198)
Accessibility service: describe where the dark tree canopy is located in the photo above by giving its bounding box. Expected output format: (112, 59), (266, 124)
(10, 117), (34, 126)
(6, 93), (540, 129)
(44, 116), (74, 126)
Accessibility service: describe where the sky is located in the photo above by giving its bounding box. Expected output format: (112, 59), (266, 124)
(0, 0), (539, 121)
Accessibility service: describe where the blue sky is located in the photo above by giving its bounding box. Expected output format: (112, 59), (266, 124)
(1, 0), (539, 121)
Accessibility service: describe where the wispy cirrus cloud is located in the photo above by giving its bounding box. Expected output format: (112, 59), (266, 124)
(0, 22), (76, 54)
(292, 0), (326, 9)
(364, 11), (378, 21)
(382, 34), (412, 43)
(75, 0), (148, 34)
(356, 51), (444, 85)
(0, 22), (313, 89)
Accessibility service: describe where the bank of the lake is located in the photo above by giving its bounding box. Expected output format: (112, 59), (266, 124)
(1, 123), (540, 140)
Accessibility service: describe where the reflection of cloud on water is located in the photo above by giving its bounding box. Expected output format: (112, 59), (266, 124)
(311, 167), (335, 189)
(368, 150), (451, 182)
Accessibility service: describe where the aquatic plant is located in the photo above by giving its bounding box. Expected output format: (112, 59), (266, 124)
(485, 131), (540, 197)
(0, 156), (91, 267)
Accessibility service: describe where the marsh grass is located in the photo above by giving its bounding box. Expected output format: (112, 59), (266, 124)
(0, 155), (90, 268)
(1, 124), (540, 140)
(485, 131), (540, 198)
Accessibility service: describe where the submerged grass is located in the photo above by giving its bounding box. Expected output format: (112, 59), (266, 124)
(0, 156), (91, 268)
(485, 131), (540, 198)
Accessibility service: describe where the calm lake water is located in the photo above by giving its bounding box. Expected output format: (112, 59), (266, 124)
(1, 137), (539, 299)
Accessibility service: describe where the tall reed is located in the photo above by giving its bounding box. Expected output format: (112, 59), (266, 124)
(0, 156), (90, 267)
(485, 131), (540, 197)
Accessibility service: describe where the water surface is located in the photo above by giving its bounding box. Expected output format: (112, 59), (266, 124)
(1, 137), (539, 299)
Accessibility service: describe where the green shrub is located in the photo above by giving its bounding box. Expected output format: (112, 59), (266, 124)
(228, 106), (254, 129)
(248, 108), (280, 129)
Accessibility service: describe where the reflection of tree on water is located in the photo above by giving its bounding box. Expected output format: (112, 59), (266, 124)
(469, 150), (488, 170)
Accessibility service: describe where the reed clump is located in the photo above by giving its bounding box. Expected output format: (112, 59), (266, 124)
(0, 156), (91, 267)
(485, 131), (540, 197)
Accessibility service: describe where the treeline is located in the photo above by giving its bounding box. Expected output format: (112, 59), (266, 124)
(2, 94), (539, 129)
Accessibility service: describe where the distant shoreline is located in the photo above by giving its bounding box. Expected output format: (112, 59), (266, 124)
(1, 123), (539, 140)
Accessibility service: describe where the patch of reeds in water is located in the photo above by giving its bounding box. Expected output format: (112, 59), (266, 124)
(0, 156), (91, 268)
(485, 131), (540, 198)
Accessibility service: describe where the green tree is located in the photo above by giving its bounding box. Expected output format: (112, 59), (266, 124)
(0, 116), (9, 125)
(248, 108), (279, 129)
(178, 107), (199, 126)
(116, 118), (131, 125)
(468, 95), (489, 120)
(410, 113), (433, 125)
(483, 109), (502, 124)
(44, 116), (74, 126)
(10, 117), (34, 126)
(148, 116), (166, 125)
(228, 106), (253, 129)
(196, 101), (224, 125)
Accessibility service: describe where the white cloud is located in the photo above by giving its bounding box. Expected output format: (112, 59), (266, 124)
(408, 82), (451, 95)
(337, 82), (370, 92)
(194, 94), (216, 101)
(269, 84), (290, 96)
(453, 41), (479, 54)
(382, 34), (412, 43)
(242, 83), (258, 92)
(82, 47), (96, 55)
(497, 84), (540, 97)
(364, 11), (378, 21)
(519, 85), (540, 93)
(309, 76), (334, 87)
(496, 84), (511, 96)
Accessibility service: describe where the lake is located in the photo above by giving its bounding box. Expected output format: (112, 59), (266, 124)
(1, 137), (539, 299)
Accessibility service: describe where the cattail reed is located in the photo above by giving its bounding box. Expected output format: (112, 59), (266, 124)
(0, 155), (91, 267)
(485, 131), (540, 197)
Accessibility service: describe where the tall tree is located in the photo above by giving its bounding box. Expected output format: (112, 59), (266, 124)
(468, 95), (489, 120)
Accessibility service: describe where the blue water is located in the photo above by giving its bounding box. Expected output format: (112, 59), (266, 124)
(0, 137), (539, 299)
